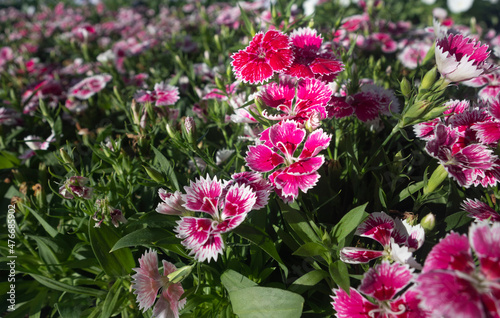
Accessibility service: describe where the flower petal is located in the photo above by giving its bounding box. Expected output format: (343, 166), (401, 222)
(359, 261), (414, 301)
(339, 247), (385, 263)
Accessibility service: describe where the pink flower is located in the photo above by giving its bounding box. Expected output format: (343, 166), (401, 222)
(135, 82), (180, 107)
(284, 27), (344, 80)
(259, 76), (332, 122)
(340, 212), (425, 268)
(463, 70), (500, 102)
(131, 249), (186, 318)
(245, 120), (330, 202)
(223, 172), (273, 210)
(68, 74), (112, 100)
(398, 41), (432, 69)
(435, 21), (495, 82)
(231, 30), (294, 84)
(461, 199), (500, 222)
(416, 222), (500, 317)
(327, 84), (400, 122)
(19, 131), (56, 160)
(331, 261), (430, 318)
(0, 107), (23, 126)
(59, 176), (93, 200)
(175, 175), (257, 262)
(156, 190), (187, 216)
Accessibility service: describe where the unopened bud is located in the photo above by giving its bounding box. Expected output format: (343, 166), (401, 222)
(420, 213), (436, 232)
(419, 67), (437, 93)
(183, 117), (197, 145)
(400, 77), (412, 98)
(60, 148), (74, 165)
(131, 100), (141, 126)
(144, 166), (165, 183)
(166, 123), (177, 140)
(167, 265), (193, 284)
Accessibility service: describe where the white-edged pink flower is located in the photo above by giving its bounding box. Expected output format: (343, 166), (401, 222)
(284, 27), (344, 80)
(0, 107), (22, 126)
(245, 120), (330, 203)
(156, 190), (187, 215)
(463, 70), (500, 102)
(435, 21), (495, 82)
(461, 198), (500, 222)
(231, 30), (294, 84)
(416, 222), (500, 317)
(59, 176), (93, 200)
(19, 131), (56, 160)
(131, 249), (186, 318)
(259, 76), (332, 122)
(135, 82), (179, 107)
(340, 212), (425, 268)
(398, 41), (432, 69)
(223, 172), (273, 210)
(68, 74), (112, 100)
(175, 175), (257, 262)
(331, 261), (431, 318)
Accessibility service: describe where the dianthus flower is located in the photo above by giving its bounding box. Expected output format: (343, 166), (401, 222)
(416, 222), (500, 317)
(131, 249), (186, 318)
(331, 261), (431, 318)
(170, 174), (270, 262)
(135, 81), (180, 107)
(340, 212), (425, 268)
(461, 199), (500, 222)
(434, 20), (495, 82)
(463, 70), (500, 102)
(59, 176), (93, 200)
(231, 29), (294, 84)
(259, 76), (332, 122)
(68, 74), (112, 100)
(284, 27), (344, 80)
(245, 120), (330, 203)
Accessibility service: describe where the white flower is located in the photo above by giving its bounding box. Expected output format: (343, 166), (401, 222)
(447, 0), (474, 13)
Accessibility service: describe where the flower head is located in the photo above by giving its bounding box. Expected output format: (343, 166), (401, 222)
(59, 176), (93, 200)
(231, 30), (294, 84)
(435, 21), (495, 82)
(131, 249), (186, 318)
(135, 81), (180, 107)
(68, 74), (112, 100)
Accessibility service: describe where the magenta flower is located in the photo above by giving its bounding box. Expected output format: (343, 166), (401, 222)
(331, 261), (430, 318)
(59, 176), (93, 200)
(0, 107), (23, 126)
(245, 120), (330, 203)
(284, 27), (344, 80)
(461, 199), (500, 222)
(68, 74), (112, 100)
(340, 212), (425, 268)
(463, 70), (500, 102)
(398, 41), (432, 69)
(231, 30), (294, 84)
(435, 21), (495, 82)
(175, 175), (258, 262)
(222, 172), (273, 210)
(416, 222), (500, 317)
(327, 84), (400, 122)
(259, 76), (332, 122)
(131, 249), (186, 318)
(135, 82), (180, 107)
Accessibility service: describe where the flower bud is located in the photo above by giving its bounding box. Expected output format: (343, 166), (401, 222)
(167, 265), (193, 284)
(182, 117), (197, 145)
(419, 67), (437, 93)
(59, 148), (74, 165)
(420, 213), (436, 232)
(144, 166), (165, 183)
(400, 77), (412, 98)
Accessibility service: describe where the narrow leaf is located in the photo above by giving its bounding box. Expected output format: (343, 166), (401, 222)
(30, 274), (105, 297)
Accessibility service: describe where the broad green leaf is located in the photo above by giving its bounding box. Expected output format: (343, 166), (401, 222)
(332, 203), (369, 244)
(229, 286), (304, 318)
(30, 274), (105, 297)
(111, 227), (173, 252)
(99, 279), (123, 318)
(397, 181), (424, 202)
(289, 269), (328, 294)
(221, 269), (257, 293)
(151, 145), (180, 191)
(88, 218), (135, 277)
(292, 242), (329, 257)
(24, 206), (59, 238)
(234, 223), (288, 276)
(329, 260), (350, 294)
(279, 201), (319, 244)
(0, 150), (20, 169)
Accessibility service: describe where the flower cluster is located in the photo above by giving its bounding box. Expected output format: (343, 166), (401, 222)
(156, 173), (271, 262)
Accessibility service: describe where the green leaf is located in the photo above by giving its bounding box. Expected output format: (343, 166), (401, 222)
(30, 274), (105, 297)
(329, 260), (350, 294)
(24, 206), (59, 238)
(292, 242), (328, 257)
(397, 181), (424, 202)
(111, 227), (174, 252)
(229, 286), (304, 318)
(0, 150), (20, 169)
(279, 201), (319, 244)
(151, 145), (180, 191)
(444, 211), (471, 231)
(289, 269), (328, 294)
(234, 223), (288, 276)
(221, 269), (257, 293)
(88, 218), (135, 277)
(99, 279), (123, 318)
(332, 203), (369, 244)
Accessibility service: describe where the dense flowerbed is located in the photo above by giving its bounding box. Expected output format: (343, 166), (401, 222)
(1, 0), (499, 317)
